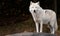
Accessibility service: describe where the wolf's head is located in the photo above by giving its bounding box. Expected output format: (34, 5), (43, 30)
(29, 1), (40, 13)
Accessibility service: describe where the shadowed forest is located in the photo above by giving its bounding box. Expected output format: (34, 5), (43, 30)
(0, 0), (60, 36)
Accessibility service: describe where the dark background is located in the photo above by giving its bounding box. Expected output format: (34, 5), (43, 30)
(57, 0), (60, 15)
(0, 0), (60, 36)
(0, 0), (58, 25)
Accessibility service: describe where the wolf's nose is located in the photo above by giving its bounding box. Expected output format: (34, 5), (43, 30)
(34, 10), (36, 13)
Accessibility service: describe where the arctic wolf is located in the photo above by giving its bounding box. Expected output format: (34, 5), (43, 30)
(29, 1), (58, 34)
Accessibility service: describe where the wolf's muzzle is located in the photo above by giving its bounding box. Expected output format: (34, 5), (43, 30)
(34, 10), (36, 13)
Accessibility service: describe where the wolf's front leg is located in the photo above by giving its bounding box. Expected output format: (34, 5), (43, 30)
(35, 22), (39, 33)
(40, 21), (43, 33)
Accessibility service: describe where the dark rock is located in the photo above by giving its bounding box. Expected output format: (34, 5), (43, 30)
(5, 32), (56, 36)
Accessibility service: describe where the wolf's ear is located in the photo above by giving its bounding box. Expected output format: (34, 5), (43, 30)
(36, 1), (39, 4)
(30, 1), (33, 4)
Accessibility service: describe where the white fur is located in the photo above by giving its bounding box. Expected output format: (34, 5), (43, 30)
(29, 1), (58, 34)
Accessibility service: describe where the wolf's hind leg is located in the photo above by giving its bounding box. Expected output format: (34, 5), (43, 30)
(50, 21), (55, 34)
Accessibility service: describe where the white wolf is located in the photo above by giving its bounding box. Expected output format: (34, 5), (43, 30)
(29, 1), (58, 34)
